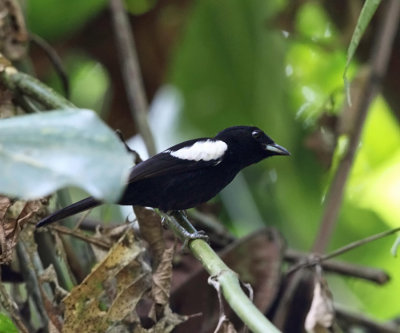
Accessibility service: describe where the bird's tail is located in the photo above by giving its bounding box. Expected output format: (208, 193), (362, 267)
(36, 197), (101, 228)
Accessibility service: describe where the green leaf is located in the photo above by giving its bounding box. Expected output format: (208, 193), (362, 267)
(0, 109), (132, 202)
(0, 313), (18, 333)
(343, 0), (381, 104)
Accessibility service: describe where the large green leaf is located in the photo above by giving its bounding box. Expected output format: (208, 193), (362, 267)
(0, 109), (132, 202)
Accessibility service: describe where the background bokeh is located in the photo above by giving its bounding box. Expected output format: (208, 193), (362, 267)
(22, 0), (400, 322)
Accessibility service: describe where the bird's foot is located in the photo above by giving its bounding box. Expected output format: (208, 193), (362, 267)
(181, 229), (209, 249)
(159, 210), (209, 249)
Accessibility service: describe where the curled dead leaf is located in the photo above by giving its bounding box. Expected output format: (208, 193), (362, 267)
(305, 270), (335, 333)
(214, 316), (237, 333)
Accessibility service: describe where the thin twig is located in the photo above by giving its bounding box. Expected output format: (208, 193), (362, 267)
(313, 0), (400, 253)
(322, 227), (400, 261)
(48, 224), (111, 249)
(336, 304), (399, 333)
(73, 209), (92, 231)
(285, 249), (389, 284)
(30, 33), (70, 98)
(289, 227), (400, 276)
(109, 0), (156, 156)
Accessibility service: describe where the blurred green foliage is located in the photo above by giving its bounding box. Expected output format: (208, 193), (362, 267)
(26, 0), (107, 40)
(47, 54), (111, 116)
(124, 0), (157, 15)
(24, 0), (399, 321)
(167, 0), (399, 319)
(0, 313), (18, 333)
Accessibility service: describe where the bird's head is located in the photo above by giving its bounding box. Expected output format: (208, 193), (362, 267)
(215, 126), (290, 168)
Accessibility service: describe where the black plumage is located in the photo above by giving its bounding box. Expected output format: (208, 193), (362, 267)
(36, 126), (289, 227)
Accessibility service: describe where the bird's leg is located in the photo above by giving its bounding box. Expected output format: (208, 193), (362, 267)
(161, 211), (208, 248)
(171, 211), (209, 248)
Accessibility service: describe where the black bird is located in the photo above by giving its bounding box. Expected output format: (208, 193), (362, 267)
(36, 126), (289, 228)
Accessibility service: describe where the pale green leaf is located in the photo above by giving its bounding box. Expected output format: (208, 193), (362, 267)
(0, 109), (132, 202)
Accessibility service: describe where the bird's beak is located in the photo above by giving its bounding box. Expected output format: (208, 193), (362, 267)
(265, 143), (290, 156)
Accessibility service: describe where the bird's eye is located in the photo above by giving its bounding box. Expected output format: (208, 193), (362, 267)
(252, 130), (262, 139)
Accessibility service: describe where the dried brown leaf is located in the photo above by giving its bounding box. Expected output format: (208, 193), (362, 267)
(134, 207), (165, 267)
(143, 305), (187, 333)
(0, 196), (11, 220)
(214, 317), (237, 333)
(152, 245), (174, 306)
(90, 224), (129, 262)
(63, 229), (151, 333)
(107, 273), (149, 321)
(16, 199), (46, 224)
(305, 273), (335, 333)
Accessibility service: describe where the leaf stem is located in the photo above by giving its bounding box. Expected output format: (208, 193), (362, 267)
(190, 239), (280, 333)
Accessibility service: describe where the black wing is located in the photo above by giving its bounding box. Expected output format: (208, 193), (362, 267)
(128, 138), (222, 183)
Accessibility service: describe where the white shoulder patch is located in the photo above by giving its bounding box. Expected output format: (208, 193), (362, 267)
(168, 140), (228, 161)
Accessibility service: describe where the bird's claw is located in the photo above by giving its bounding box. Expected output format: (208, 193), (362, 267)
(160, 216), (167, 228)
(181, 230), (209, 249)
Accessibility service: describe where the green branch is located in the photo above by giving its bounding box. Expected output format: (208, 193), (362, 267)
(163, 212), (281, 333)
